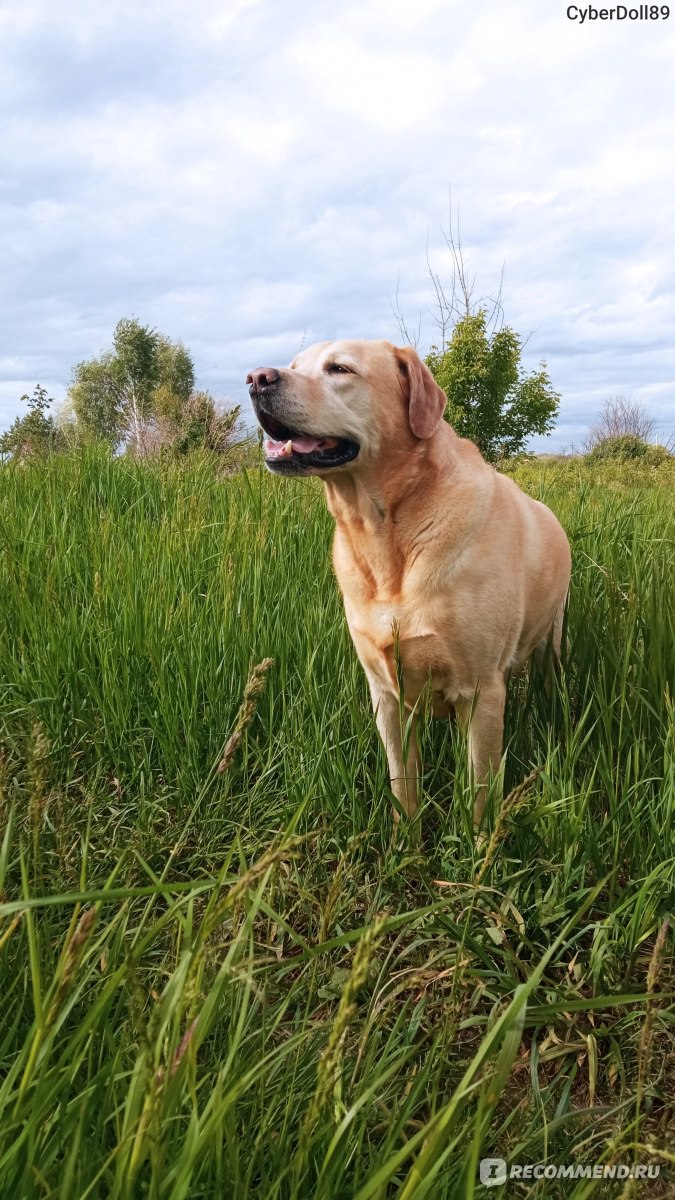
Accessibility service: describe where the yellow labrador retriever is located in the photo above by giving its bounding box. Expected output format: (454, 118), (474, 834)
(247, 340), (571, 828)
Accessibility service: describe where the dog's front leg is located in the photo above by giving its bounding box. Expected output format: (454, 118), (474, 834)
(365, 672), (419, 823)
(456, 674), (506, 829)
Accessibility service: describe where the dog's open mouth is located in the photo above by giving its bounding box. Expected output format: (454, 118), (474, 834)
(257, 410), (359, 473)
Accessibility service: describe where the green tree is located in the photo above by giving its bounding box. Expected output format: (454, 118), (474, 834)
(394, 195), (561, 461)
(156, 335), (195, 408)
(425, 310), (560, 461)
(68, 318), (195, 449)
(0, 385), (64, 459)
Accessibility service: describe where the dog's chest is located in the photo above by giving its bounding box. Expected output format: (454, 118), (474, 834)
(344, 595), (462, 716)
(331, 524), (470, 712)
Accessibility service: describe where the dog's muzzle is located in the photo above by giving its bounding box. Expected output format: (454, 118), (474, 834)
(246, 366), (360, 475)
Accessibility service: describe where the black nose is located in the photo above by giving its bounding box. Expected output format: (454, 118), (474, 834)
(246, 367), (280, 397)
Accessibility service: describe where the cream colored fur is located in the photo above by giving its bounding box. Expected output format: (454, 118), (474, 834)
(256, 338), (572, 828)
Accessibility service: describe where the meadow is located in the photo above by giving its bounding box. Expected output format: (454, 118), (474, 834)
(0, 448), (674, 1198)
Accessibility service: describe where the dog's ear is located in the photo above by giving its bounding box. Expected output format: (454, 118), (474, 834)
(394, 346), (447, 439)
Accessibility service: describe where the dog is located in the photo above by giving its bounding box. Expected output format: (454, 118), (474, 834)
(247, 340), (571, 829)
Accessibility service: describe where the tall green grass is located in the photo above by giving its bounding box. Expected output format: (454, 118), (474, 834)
(0, 449), (673, 1197)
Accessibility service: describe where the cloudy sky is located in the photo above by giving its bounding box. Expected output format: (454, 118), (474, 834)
(2, 0), (674, 449)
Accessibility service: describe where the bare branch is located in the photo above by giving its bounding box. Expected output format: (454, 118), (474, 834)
(426, 232), (455, 350)
(392, 186), (509, 355)
(389, 271), (422, 347)
(484, 262), (505, 336)
(584, 394), (656, 451)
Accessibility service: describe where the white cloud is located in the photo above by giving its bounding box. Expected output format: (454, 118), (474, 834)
(289, 34), (447, 129)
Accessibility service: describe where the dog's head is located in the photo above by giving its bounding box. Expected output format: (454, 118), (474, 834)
(246, 339), (448, 476)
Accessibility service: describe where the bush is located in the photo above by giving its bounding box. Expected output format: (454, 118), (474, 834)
(644, 442), (671, 466)
(128, 392), (244, 458)
(586, 434), (669, 465)
(584, 394), (655, 449)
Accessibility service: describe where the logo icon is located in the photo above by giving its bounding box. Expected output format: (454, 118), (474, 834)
(480, 1158), (507, 1187)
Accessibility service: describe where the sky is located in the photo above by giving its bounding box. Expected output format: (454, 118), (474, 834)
(1, 0), (674, 451)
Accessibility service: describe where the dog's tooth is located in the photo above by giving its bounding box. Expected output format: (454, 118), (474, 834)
(284, 440), (293, 455)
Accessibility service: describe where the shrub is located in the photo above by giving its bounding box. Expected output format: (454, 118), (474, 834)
(586, 434), (660, 464)
(644, 442), (671, 467)
(584, 394), (655, 450)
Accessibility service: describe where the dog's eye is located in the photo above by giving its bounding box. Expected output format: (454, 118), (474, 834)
(325, 362), (353, 374)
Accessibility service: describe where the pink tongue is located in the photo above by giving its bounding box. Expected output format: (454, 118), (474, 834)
(292, 436), (326, 453)
(264, 436), (340, 459)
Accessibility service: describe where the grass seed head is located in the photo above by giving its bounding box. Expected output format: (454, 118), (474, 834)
(217, 657), (274, 773)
